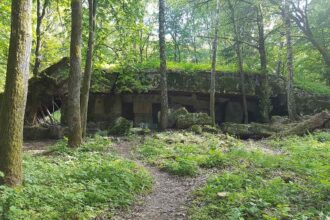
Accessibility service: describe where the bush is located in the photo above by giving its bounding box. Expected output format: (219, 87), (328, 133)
(191, 125), (203, 134)
(176, 113), (212, 129)
(167, 107), (189, 128)
(202, 125), (220, 134)
(108, 117), (133, 136)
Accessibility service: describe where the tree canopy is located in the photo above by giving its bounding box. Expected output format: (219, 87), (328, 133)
(0, 0), (328, 94)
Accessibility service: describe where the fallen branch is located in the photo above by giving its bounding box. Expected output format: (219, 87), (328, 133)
(221, 111), (330, 139)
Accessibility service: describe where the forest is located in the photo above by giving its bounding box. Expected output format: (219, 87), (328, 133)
(0, 0), (330, 219)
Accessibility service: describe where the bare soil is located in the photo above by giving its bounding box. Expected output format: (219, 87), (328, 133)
(23, 140), (56, 155)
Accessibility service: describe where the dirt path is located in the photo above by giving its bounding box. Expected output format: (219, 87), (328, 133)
(112, 138), (211, 220)
(23, 140), (56, 155)
(244, 139), (284, 155)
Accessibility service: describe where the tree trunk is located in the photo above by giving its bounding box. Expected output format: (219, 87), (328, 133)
(280, 111), (330, 136)
(0, 0), (32, 187)
(228, 0), (249, 124)
(173, 33), (178, 62)
(256, 3), (271, 123)
(222, 111), (330, 138)
(81, 0), (96, 138)
(276, 41), (284, 75)
(210, 0), (220, 126)
(192, 11), (199, 64)
(68, 0), (83, 147)
(284, 0), (298, 121)
(33, 0), (48, 76)
(159, 0), (169, 130)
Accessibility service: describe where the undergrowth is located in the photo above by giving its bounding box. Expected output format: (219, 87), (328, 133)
(189, 132), (330, 219)
(0, 136), (153, 220)
(137, 131), (241, 176)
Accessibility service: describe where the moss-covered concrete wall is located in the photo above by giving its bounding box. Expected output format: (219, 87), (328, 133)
(87, 92), (260, 126)
(9, 60), (328, 127)
(90, 70), (285, 97)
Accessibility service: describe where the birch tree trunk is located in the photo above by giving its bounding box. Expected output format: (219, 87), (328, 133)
(68, 0), (82, 147)
(81, 0), (96, 138)
(159, 0), (169, 130)
(210, 0), (221, 126)
(0, 0), (32, 187)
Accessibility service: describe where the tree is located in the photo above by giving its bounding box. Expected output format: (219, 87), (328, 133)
(290, 0), (330, 85)
(210, 0), (220, 126)
(283, 0), (298, 120)
(81, 0), (97, 138)
(0, 0), (32, 187)
(256, 2), (271, 122)
(33, 0), (50, 76)
(68, 0), (82, 147)
(227, 0), (249, 124)
(159, 0), (169, 130)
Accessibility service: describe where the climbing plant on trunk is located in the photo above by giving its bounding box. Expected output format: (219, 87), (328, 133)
(210, 0), (220, 126)
(159, 0), (169, 130)
(81, 0), (97, 138)
(0, 0), (32, 187)
(68, 0), (82, 147)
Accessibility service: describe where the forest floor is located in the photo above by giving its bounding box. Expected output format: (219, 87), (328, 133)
(23, 140), (56, 154)
(109, 136), (284, 220)
(18, 130), (330, 219)
(111, 138), (213, 220)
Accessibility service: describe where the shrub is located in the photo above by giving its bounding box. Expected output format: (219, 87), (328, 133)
(108, 117), (133, 136)
(176, 113), (212, 129)
(202, 125), (219, 134)
(191, 125), (202, 134)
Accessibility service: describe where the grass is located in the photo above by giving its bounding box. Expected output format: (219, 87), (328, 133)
(295, 78), (330, 96)
(0, 136), (153, 220)
(137, 131), (242, 176)
(137, 60), (255, 73)
(189, 132), (330, 219)
(94, 60), (330, 96)
(128, 60), (330, 96)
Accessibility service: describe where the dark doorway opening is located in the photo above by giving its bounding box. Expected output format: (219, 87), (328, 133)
(152, 103), (161, 124)
(248, 111), (257, 123)
(215, 102), (226, 124)
(184, 105), (195, 113)
(122, 102), (134, 121)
